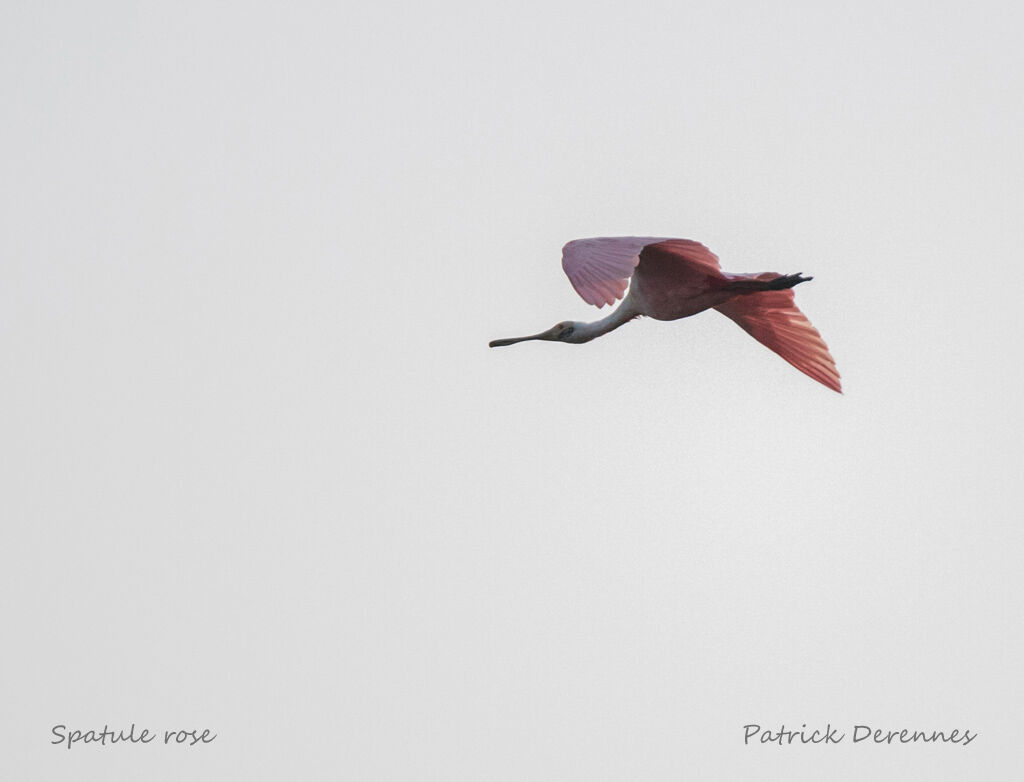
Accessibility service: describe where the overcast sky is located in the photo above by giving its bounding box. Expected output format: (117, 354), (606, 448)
(3, 1), (1023, 779)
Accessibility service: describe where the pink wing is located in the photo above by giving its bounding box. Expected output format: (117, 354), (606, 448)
(715, 284), (842, 393)
(561, 236), (667, 307)
(639, 239), (723, 276)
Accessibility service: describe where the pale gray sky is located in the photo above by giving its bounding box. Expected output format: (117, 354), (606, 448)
(3, 1), (1023, 779)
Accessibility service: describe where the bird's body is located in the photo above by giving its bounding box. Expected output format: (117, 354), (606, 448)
(490, 236), (842, 393)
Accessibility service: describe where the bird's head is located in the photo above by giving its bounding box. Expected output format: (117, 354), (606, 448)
(489, 321), (580, 347)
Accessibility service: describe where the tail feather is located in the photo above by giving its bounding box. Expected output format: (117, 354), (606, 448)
(723, 272), (812, 293)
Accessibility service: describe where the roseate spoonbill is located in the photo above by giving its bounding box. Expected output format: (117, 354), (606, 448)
(489, 237), (841, 392)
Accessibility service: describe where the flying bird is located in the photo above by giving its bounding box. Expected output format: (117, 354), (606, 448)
(489, 237), (841, 392)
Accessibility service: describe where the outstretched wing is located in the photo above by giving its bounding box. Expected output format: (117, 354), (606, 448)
(561, 236), (667, 307)
(715, 285), (842, 393)
(638, 239), (723, 276)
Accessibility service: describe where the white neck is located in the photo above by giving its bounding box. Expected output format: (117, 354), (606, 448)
(573, 299), (639, 343)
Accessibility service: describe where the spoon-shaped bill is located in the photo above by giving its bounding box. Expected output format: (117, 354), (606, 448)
(488, 326), (559, 348)
(489, 333), (544, 347)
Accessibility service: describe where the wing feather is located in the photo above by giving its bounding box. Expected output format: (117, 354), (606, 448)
(561, 236), (667, 307)
(715, 290), (842, 393)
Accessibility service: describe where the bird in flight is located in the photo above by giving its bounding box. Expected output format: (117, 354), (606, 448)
(489, 237), (841, 393)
